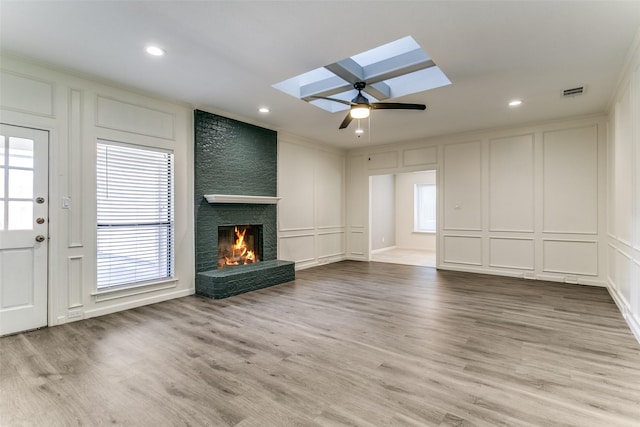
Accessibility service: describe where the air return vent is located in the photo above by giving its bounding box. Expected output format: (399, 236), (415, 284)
(563, 86), (584, 97)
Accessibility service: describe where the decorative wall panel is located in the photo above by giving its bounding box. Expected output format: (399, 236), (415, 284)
(543, 126), (598, 234)
(489, 238), (534, 270)
(616, 250), (632, 303)
(350, 229), (365, 256)
(443, 141), (482, 230)
(67, 256), (83, 308)
(403, 146), (437, 167)
(96, 96), (174, 139)
(543, 240), (598, 276)
(279, 142), (315, 231)
(0, 70), (54, 117)
(68, 89), (84, 247)
(316, 151), (344, 228)
(279, 234), (315, 263)
(367, 151), (398, 170)
(489, 134), (534, 232)
(318, 232), (345, 259)
(443, 235), (482, 265)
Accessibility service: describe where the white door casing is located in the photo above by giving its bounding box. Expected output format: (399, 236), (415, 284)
(0, 124), (48, 336)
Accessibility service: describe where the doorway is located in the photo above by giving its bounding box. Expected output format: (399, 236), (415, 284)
(369, 170), (436, 268)
(0, 124), (49, 336)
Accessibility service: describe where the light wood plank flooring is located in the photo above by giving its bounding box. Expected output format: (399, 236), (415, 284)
(1, 261), (639, 426)
(371, 248), (436, 268)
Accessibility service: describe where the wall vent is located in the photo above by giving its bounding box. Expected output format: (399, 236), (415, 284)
(563, 86), (584, 97)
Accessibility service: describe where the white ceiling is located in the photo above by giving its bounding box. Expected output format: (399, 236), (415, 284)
(1, 1), (639, 148)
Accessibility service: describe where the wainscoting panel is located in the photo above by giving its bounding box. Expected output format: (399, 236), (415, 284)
(317, 231), (345, 259)
(96, 96), (175, 140)
(68, 89), (84, 247)
(608, 243), (618, 286)
(67, 256), (83, 309)
(349, 229), (365, 256)
(279, 141), (315, 231)
(0, 70), (54, 117)
(278, 234), (315, 264)
(489, 134), (534, 232)
(367, 151), (398, 170)
(543, 126), (598, 234)
(489, 237), (534, 270)
(443, 141), (482, 231)
(616, 249), (632, 304)
(402, 146), (437, 167)
(443, 235), (482, 266)
(614, 91), (634, 246)
(347, 155), (366, 228)
(315, 151), (344, 228)
(543, 240), (598, 276)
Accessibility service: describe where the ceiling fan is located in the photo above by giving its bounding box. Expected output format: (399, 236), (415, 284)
(312, 81), (426, 129)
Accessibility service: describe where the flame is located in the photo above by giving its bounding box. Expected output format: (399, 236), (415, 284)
(221, 226), (259, 268)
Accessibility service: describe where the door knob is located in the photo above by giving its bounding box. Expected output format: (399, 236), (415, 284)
(35, 235), (46, 243)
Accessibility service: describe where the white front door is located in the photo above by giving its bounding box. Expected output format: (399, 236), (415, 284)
(0, 124), (49, 336)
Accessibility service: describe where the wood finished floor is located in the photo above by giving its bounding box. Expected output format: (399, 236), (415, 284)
(1, 261), (640, 426)
(371, 248), (436, 268)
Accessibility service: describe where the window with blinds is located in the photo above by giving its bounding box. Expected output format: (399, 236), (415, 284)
(96, 141), (174, 290)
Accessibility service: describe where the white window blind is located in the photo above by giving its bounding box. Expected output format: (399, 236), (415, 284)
(97, 141), (174, 290)
(414, 183), (436, 232)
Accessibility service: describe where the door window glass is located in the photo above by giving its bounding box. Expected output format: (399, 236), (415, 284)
(1, 134), (35, 231)
(8, 201), (32, 230)
(8, 169), (33, 199)
(9, 137), (34, 168)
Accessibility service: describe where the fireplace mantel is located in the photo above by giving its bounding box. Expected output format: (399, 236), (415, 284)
(204, 194), (281, 204)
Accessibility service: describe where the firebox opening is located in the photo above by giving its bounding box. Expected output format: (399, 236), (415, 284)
(218, 224), (262, 269)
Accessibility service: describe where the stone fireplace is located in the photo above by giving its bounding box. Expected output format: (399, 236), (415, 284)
(193, 110), (294, 299)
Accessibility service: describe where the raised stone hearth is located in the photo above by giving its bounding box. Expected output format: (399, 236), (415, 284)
(196, 260), (295, 299)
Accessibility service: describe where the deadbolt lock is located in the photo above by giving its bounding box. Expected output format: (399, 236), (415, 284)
(36, 197), (45, 204)
(36, 217), (45, 224)
(35, 235), (46, 243)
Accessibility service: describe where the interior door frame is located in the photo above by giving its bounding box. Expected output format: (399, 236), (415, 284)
(367, 166), (440, 266)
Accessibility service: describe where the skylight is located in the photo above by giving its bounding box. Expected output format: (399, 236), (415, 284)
(273, 36), (450, 113)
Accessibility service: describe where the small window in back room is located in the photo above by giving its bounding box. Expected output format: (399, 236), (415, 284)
(96, 140), (174, 290)
(414, 183), (436, 233)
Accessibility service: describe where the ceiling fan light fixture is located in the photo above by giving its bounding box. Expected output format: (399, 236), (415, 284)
(350, 106), (370, 119)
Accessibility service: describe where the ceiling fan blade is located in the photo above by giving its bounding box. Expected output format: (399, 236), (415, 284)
(309, 96), (355, 106)
(339, 112), (353, 129)
(371, 103), (426, 110)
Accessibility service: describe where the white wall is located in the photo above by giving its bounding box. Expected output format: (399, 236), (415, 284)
(346, 115), (607, 286)
(277, 133), (346, 269)
(0, 54), (194, 326)
(395, 170), (436, 251)
(607, 32), (640, 342)
(370, 174), (396, 251)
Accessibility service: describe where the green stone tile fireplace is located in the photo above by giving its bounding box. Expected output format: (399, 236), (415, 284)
(194, 110), (294, 298)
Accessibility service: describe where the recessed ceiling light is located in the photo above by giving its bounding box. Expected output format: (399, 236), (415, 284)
(355, 128), (364, 135)
(145, 46), (165, 56)
(508, 99), (523, 107)
(258, 107), (270, 113)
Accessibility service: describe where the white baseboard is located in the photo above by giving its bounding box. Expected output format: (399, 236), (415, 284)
(438, 263), (607, 287)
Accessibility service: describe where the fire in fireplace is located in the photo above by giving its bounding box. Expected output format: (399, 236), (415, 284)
(218, 225), (261, 269)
